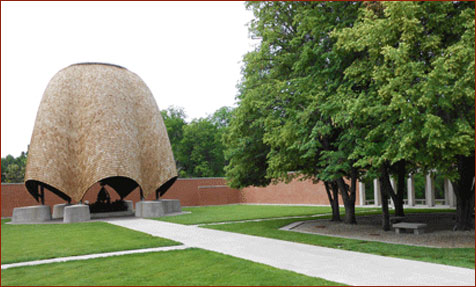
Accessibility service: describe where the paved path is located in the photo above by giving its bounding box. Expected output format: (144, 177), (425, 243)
(193, 209), (381, 227)
(193, 212), (334, 226)
(1, 245), (189, 270)
(106, 218), (475, 286)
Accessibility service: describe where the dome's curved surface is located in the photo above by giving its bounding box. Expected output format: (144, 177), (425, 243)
(25, 63), (177, 202)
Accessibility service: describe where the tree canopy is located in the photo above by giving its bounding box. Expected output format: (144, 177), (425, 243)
(1, 151), (27, 183)
(333, 1), (475, 229)
(161, 106), (187, 160)
(161, 106), (232, 178)
(225, 1), (475, 230)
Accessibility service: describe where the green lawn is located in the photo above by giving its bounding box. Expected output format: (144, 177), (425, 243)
(1, 219), (179, 264)
(157, 205), (446, 226)
(2, 205), (469, 286)
(155, 204), (362, 225)
(205, 213), (474, 269)
(1, 248), (344, 286)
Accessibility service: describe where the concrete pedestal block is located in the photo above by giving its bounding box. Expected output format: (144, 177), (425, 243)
(63, 204), (91, 223)
(135, 201), (165, 218)
(52, 203), (70, 219)
(161, 199), (181, 214)
(123, 200), (134, 211)
(12, 205), (52, 223)
(135, 201), (142, 217)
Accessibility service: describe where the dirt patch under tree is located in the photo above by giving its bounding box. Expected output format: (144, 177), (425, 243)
(288, 212), (474, 248)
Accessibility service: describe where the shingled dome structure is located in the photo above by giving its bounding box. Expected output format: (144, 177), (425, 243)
(24, 63), (178, 203)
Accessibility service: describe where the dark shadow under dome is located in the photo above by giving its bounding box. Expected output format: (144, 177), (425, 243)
(25, 180), (71, 203)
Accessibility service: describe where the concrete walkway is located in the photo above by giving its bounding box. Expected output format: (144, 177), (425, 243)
(1, 245), (189, 270)
(106, 218), (475, 286)
(193, 212), (334, 226)
(193, 209), (381, 227)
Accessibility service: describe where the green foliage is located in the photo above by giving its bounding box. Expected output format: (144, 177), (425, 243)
(224, 80), (271, 188)
(161, 106), (187, 160)
(1, 248), (342, 286)
(1, 151), (27, 183)
(225, 1), (474, 227)
(330, 1), (474, 227)
(160, 106), (232, 178)
(414, 173), (426, 199)
(178, 118), (226, 177)
(422, 5), (475, 179)
(333, 1), (475, 178)
(209, 106), (233, 130)
(225, 2), (363, 189)
(229, 1), (474, 184)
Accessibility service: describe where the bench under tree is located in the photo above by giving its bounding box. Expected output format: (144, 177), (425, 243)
(392, 222), (427, 235)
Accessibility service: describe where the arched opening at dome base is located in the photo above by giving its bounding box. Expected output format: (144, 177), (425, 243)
(97, 175), (178, 201)
(25, 180), (71, 204)
(25, 175), (177, 205)
(98, 176), (139, 200)
(82, 176), (139, 214)
(25, 176), (180, 216)
(156, 176), (178, 199)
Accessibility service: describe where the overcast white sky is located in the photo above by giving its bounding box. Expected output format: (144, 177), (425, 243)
(1, 1), (257, 157)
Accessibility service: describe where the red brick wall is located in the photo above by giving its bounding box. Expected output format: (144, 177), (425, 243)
(161, 178), (241, 206)
(1, 184), (40, 217)
(1, 177), (360, 217)
(241, 178), (336, 205)
(241, 178), (361, 205)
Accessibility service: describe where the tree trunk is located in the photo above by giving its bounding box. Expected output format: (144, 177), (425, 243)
(344, 199), (356, 224)
(337, 177), (357, 224)
(379, 175), (391, 231)
(455, 195), (472, 231)
(331, 182), (341, 222)
(394, 160), (406, 217)
(348, 169), (357, 223)
(381, 163), (405, 217)
(453, 155), (475, 231)
(324, 181), (341, 222)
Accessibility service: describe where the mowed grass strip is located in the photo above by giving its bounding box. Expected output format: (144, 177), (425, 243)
(205, 213), (474, 269)
(0, 248), (344, 286)
(1, 219), (179, 264)
(155, 204), (338, 225)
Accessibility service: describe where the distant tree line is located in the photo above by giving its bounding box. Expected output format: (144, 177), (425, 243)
(1, 152), (27, 183)
(161, 106), (233, 178)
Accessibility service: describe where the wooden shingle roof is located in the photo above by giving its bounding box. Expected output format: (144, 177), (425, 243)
(25, 63), (177, 202)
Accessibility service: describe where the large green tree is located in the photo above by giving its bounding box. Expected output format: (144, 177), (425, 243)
(423, 4), (475, 230)
(225, 2), (363, 223)
(334, 1), (475, 230)
(226, 1), (474, 231)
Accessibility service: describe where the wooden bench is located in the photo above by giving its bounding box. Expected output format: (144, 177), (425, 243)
(393, 222), (427, 235)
